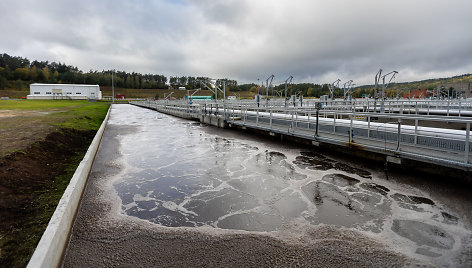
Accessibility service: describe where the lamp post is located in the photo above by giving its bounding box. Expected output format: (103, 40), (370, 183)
(257, 78), (260, 95)
(112, 69), (115, 103)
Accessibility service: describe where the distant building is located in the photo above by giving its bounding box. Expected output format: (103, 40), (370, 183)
(27, 83), (102, 100)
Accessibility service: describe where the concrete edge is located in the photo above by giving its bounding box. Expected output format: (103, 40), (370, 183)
(26, 105), (112, 268)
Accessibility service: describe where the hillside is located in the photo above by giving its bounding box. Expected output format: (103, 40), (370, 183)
(356, 74), (472, 98)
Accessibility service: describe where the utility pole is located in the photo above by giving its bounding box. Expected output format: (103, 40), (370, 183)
(257, 78), (260, 95)
(265, 74), (274, 104)
(112, 69), (115, 103)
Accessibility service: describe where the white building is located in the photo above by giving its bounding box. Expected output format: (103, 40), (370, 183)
(27, 83), (102, 100)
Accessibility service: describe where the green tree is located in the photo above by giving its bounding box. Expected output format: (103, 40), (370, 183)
(14, 67), (29, 80)
(125, 75), (134, 88)
(13, 79), (25, 90)
(0, 76), (7, 89)
(42, 66), (50, 81)
(307, 87), (313, 96)
(30, 66), (38, 81)
(53, 70), (59, 81)
(134, 75), (140, 89)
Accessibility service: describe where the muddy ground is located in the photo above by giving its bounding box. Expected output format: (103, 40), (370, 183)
(0, 128), (96, 267)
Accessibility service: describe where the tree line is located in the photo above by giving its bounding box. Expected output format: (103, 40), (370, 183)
(0, 53), (168, 90)
(2, 52), (413, 98)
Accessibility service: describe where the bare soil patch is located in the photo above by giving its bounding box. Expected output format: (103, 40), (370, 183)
(0, 128), (96, 267)
(0, 110), (65, 157)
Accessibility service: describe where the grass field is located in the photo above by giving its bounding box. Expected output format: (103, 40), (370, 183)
(0, 100), (109, 156)
(0, 100), (110, 267)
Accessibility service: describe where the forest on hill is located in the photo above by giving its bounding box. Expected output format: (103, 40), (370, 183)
(1, 53), (470, 98)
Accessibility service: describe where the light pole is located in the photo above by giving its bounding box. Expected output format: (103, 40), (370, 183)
(112, 69), (115, 103)
(380, 71), (398, 112)
(257, 78), (260, 95)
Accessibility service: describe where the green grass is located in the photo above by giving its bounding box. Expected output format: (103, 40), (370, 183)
(52, 103), (110, 131)
(0, 100), (109, 130)
(0, 99), (96, 111)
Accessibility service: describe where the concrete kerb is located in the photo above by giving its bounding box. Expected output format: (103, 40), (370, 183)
(26, 105), (112, 268)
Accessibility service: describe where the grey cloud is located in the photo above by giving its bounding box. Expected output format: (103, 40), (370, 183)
(1, 0), (471, 85)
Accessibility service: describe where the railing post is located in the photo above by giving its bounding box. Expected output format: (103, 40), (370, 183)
(291, 110), (294, 131)
(447, 99), (450, 116)
(367, 115), (371, 138)
(307, 112), (310, 130)
(333, 116), (336, 133)
(397, 118), (401, 151)
(269, 109), (273, 129)
(465, 122), (470, 164)
(349, 114), (353, 144)
(414, 119), (418, 145)
(256, 108), (259, 126)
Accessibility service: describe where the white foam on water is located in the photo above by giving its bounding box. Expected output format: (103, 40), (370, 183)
(102, 104), (472, 267)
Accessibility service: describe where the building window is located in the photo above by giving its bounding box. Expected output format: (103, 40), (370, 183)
(46, 92), (52, 94)
(66, 92), (72, 94)
(34, 92), (40, 94)
(76, 92), (81, 94)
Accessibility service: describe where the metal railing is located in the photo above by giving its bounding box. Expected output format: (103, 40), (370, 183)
(131, 99), (472, 170)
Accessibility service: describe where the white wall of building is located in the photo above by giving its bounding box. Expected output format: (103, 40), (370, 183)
(27, 84), (102, 100)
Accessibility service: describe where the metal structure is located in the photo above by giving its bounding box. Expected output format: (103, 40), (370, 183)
(329, 79), (341, 100)
(374, 69), (382, 99)
(265, 75), (275, 98)
(437, 85), (450, 100)
(164, 92), (174, 100)
(380, 70), (398, 112)
(343, 80), (354, 100)
(131, 98), (472, 171)
(199, 79), (226, 100)
(284, 76), (293, 98)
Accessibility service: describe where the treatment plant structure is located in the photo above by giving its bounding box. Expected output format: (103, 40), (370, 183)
(27, 83), (102, 100)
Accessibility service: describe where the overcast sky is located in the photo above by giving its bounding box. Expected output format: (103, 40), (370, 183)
(1, 0), (471, 85)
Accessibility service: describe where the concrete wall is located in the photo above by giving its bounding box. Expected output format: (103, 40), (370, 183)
(200, 114), (226, 128)
(26, 105), (111, 268)
(132, 103), (227, 128)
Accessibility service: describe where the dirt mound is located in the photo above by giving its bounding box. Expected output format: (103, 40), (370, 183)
(0, 128), (96, 267)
